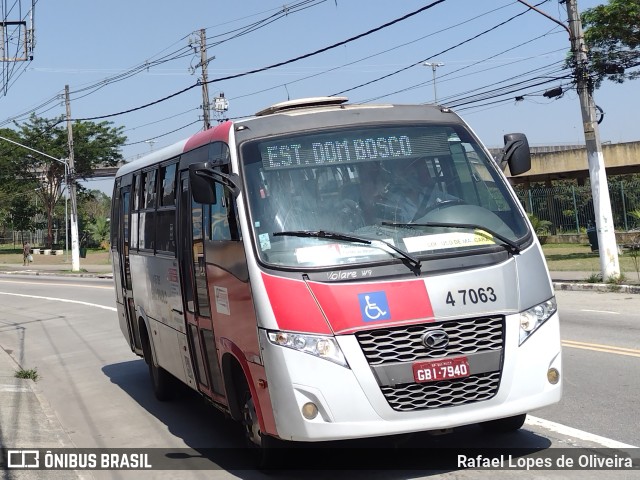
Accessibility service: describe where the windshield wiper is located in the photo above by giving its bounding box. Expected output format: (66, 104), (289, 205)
(381, 221), (521, 254)
(273, 230), (422, 273)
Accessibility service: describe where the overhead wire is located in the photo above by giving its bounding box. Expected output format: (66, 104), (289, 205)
(1, 0), (32, 96)
(122, 119), (201, 147)
(68, 0), (329, 102)
(229, 2), (516, 103)
(1, 1), (329, 126)
(68, 0), (448, 122)
(331, 0), (550, 96)
(357, 27), (566, 105)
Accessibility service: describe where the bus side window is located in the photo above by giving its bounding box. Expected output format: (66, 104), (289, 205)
(157, 162), (177, 254)
(209, 165), (241, 242)
(130, 174), (140, 250)
(140, 168), (158, 251)
(160, 163), (177, 207)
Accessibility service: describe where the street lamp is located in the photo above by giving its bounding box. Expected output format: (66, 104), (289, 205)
(0, 134), (80, 271)
(423, 62), (445, 104)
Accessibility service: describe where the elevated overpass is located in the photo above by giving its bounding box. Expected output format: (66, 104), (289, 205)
(494, 140), (640, 186)
(91, 141), (640, 184)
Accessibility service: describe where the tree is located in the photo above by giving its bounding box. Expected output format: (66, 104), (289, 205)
(84, 217), (111, 249)
(581, 0), (640, 89)
(0, 115), (126, 248)
(78, 189), (111, 249)
(8, 196), (38, 243)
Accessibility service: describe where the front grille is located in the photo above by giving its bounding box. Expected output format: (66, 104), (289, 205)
(355, 316), (504, 365)
(355, 316), (505, 411)
(380, 371), (501, 411)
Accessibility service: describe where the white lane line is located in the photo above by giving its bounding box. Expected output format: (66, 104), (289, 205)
(580, 309), (620, 315)
(0, 280), (112, 290)
(526, 415), (637, 449)
(0, 291), (116, 312)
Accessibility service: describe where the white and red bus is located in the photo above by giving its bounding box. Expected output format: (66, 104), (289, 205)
(110, 97), (561, 453)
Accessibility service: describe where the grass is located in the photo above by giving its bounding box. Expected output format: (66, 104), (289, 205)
(0, 246), (110, 267)
(1, 242), (638, 283)
(15, 367), (39, 381)
(542, 243), (640, 284)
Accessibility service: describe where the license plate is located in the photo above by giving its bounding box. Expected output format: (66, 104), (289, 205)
(412, 356), (470, 383)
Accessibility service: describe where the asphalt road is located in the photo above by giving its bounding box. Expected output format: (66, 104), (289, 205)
(0, 275), (638, 479)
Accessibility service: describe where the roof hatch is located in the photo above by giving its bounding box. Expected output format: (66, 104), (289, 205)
(255, 96), (349, 116)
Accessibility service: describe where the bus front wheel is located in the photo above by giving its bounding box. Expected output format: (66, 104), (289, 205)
(240, 379), (281, 468)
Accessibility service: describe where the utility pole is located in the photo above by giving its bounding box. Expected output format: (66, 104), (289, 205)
(565, 0), (619, 281)
(423, 62), (444, 104)
(516, 0), (619, 281)
(65, 85), (81, 272)
(198, 28), (212, 130)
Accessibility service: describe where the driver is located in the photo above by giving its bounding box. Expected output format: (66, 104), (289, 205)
(380, 158), (458, 223)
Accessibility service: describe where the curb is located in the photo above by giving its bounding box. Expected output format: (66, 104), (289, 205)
(553, 281), (640, 294)
(0, 270), (113, 279)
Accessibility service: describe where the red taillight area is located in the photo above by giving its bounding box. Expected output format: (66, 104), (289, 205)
(261, 273), (332, 334)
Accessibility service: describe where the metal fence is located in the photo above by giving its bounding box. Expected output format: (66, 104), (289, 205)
(0, 229), (64, 248)
(3, 181), (640, 244)
(515, 180), (640, 234)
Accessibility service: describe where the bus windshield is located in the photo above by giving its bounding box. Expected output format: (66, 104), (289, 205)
(241, 124), (530, 269)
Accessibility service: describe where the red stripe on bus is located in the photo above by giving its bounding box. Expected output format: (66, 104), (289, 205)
(307, 279), (434, 334)
(261, 273), (332, 334)
(184, 121), (232, 152)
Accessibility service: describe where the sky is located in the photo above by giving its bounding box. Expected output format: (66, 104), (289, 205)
(1, 0), (638, 196)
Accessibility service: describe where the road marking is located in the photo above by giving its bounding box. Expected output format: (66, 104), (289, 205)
(580, 308), (620, 315)
(0, 291), (116, 311)
(0, 384), (30, 392)
(0, 279), (112, 290)
(526, 415), (637, 449)
(562, 339), (640, 358)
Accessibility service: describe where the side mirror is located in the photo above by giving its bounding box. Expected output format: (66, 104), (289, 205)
(500, 133), (531, 176)
(189, 163), (217, 205)
(188, 162), (241, 204)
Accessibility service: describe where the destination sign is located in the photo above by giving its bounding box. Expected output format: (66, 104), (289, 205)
(259, 127), (450, 170)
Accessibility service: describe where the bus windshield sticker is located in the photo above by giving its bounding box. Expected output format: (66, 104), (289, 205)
(259, 233), (271, 251)
(358, 291), (391, 322)
(294, 242), (392, 264)
(403, 231), (495, 253)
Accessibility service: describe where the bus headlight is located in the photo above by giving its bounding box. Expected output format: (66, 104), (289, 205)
(519, 297), (557, 345)
(267, 331), (349, 368)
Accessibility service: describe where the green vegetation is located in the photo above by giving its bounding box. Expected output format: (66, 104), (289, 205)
(542, 243), (640, 284)
(15, 368), (39, 381)
(0, 115), (124, 249)
(0, 245), (111, 268)
(581, 0), (640, 89)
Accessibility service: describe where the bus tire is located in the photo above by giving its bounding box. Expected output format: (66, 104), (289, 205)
(141, 328), (175, 402)
(239, 377), (282, 469)
(480, 413), (527, 433)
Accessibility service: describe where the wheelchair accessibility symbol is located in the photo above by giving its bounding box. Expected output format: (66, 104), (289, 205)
(358, 291), (391, 322)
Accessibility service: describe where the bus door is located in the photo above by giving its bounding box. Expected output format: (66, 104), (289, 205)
(178, 172), (226, 401)
(114, 184), (141, 352)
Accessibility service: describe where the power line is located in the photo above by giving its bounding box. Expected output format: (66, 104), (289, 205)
(1, 1), (329, 125)
(68, 0), (447, 123)
(122, 119), (201, 147)
(331, 0), (550, 97)
(229, 2), (515, 103)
